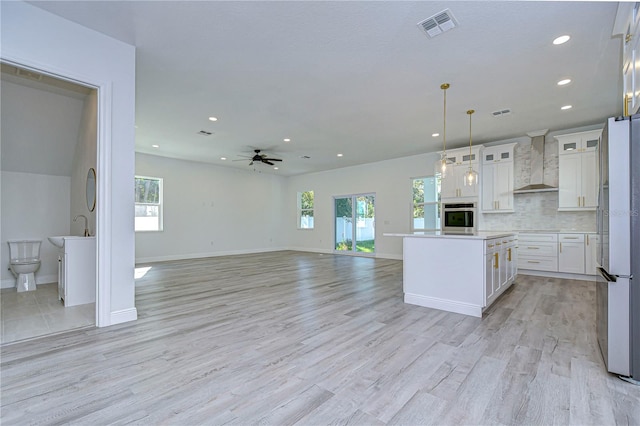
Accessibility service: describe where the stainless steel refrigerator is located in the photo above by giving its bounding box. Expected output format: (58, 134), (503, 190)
(597, 115), (640, 384)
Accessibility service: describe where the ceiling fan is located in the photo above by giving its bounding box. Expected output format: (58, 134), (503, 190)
(236, 149), (283, 166)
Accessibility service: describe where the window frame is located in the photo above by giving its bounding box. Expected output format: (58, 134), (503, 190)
(411, 175), (441, 232)
(297, 190), (314, 230)
(135, 175), (164, 232)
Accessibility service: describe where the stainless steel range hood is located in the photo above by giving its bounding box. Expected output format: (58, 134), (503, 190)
(513, 129), (558, 194)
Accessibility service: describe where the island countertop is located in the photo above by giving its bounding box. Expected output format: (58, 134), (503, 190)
(383, 231), (516, 240)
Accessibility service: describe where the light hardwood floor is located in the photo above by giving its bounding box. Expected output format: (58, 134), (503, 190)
(1, 250), (639, 425)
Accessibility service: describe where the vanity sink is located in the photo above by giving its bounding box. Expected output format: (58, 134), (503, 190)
(47, 236), (66, 248)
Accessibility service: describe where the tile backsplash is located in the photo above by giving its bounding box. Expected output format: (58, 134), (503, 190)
(479, 134), (596, 232)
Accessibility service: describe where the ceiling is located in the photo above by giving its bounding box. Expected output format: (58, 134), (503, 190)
(19, 1), (623, 176)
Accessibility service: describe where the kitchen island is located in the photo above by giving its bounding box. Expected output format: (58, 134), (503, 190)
(385, 232), (518, 317)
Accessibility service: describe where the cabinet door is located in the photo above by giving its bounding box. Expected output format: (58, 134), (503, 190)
(458, 164), (479, 198)
(558, 241), (585, 274)
(495, 162), (513, 211)
(558, 154), (581, 209)
(440, 170), (458, 199)
(585, 234), (599, 275)
(481, 163), (496, 211)
(485, 252), (496, 305)
(581, 151), (598, 208)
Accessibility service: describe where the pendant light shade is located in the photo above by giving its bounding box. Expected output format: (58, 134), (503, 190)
(464, 109), (479, 186)
(435, 83), (450, 178)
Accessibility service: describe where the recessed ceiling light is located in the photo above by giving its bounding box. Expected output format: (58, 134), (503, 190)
(553, 35), (570, 45)
(152, 144), (159, 148)
(208, 116), (218, 122)
(283, 138), (291, 142)
(220, 157), (227, 160)
(557, 78), (571, 86)
(432, 133), (440, 137)
(561, 105), (572, 110)
(337, 153), (343, 157)
(274, 167), (279, 170)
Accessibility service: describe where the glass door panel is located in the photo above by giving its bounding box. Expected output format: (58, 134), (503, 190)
(355, 195), (375, 252)
(335, 197), (353, 251)
(334, 194), (375, 253)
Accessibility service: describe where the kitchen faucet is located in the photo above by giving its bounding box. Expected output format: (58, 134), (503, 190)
(73, 214), (90, 236)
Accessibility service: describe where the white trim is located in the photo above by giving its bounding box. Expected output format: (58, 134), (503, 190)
(404, 293), (483, 318)
(96, 81), (113, 327)
(519, 270), (596, 281)
(110, 308), (138, 325)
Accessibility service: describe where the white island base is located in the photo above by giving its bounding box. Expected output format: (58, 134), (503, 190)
(386, 232), (518, 317)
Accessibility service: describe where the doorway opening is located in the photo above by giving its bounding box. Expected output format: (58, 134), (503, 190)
(334, 194), (375, 254)
(0, 62), (99, 344)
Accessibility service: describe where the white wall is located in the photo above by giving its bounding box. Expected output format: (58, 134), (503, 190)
(70, 90), (98, 236)
(135, 153), (288, 262)
(0, 172), (70, 288)
(1, 1), (137, 325)
(285, 152), (440, 259)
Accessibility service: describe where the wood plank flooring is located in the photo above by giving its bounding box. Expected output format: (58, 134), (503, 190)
(1, 250), (639, 425)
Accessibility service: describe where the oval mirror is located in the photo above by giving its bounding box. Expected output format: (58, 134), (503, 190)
(86, 168), (96, 212)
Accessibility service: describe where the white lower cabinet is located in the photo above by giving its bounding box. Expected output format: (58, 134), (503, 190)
(585, 233), (599, 275)
(518, 232), (597, 275)
(484, 236), (517, 307)
(518, 233), (558, 272)
(56, 237), (96, 307)
(558, 233), (585, 274)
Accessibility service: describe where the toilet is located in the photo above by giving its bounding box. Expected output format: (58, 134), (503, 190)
(8, 240), (42, 292)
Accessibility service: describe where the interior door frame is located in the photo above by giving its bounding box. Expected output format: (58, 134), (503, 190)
(1, 57), (111, 327)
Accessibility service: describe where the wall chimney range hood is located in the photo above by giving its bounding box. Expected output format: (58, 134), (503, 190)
(513, 129), (558, 194)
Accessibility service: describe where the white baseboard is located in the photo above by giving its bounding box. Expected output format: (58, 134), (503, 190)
(109, 308), (137, 326)
(519, 269), (596, 281)
(404, 293), (483, 318)
(135, 247), (288, 264)
(1, 273), (57, 289)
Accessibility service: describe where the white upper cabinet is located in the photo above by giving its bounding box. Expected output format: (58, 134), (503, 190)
(617, 2), (640, 115)
(439, 145), (483, 200)
(481, 143), (516, 213)
(556, 130), (601, 211)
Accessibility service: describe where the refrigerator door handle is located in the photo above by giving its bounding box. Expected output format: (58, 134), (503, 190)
(598, 267), (617, 282)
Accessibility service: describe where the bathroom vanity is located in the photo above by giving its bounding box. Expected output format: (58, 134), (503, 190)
(53, 236), (96, 307)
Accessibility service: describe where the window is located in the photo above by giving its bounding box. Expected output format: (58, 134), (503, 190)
(412, 176), (440, 231)
(297, 190), (314, 229)
(135, 176), (163, 231)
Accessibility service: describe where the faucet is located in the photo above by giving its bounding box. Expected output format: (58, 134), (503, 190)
(74, 214), (90, 236)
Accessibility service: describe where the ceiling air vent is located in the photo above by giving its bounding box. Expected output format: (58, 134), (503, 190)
(197, 130), (213, 136)
(491, 108), (512, 117)
(417, 9), (458, 38)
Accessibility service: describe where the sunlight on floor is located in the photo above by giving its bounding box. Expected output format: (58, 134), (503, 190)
(134, 266), (152, 279)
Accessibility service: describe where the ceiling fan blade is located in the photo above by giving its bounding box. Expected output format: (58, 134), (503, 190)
(263, 158), (282, 162)
(263, 160), (275, 165)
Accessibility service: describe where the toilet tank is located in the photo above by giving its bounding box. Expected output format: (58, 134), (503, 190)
(8, 240), (42, 262)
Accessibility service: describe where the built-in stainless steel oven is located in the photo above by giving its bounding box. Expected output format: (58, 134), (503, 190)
(442, 202), (477, 234)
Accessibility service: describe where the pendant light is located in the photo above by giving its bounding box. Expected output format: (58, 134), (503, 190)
(435, 83), (450, 177)
(463, 109), (479, 186)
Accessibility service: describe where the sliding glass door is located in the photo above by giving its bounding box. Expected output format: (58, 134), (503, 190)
(335, 194), (375, 253)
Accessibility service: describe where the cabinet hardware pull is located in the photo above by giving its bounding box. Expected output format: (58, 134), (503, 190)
(488, 244), (494, 248)
(508, 248), (512, 261)
(583, 196), (585, 206)
(587, 235), (590, 245)
(528, 246), (539, 249)
(494, 253), (499, 269)
(578, 196), (581, 207)
(527, 260), (541, 264)
(496, 242), (502, 245)
(560, 242), (562, 253)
